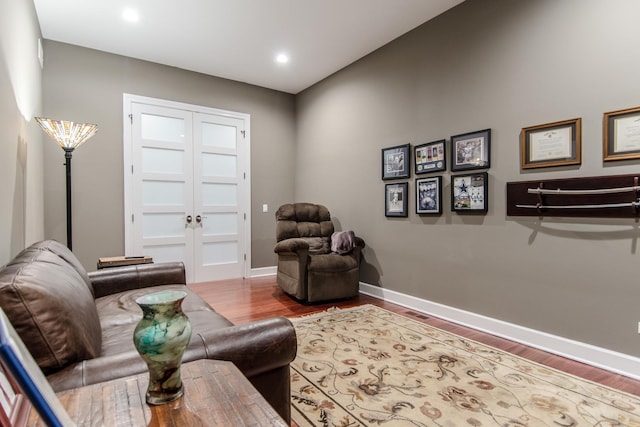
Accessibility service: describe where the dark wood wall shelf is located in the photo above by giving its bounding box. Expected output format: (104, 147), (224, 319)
(506, 173), (640, 218)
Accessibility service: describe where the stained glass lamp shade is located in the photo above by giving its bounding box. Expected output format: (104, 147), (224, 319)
(35, 117), (99, 250)
(34, 118), (98, 150)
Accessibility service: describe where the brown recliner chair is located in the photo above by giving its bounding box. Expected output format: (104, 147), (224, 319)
(274, 203), (365, 303)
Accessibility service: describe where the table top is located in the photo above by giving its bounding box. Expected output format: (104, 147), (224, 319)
(28, 359), (287, 426)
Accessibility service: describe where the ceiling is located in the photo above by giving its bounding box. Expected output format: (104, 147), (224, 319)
(33, 0), (464, 94)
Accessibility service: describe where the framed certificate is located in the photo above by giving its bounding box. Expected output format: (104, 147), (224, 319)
(603, 106), (640, 162)
(520, 118), (581, 169)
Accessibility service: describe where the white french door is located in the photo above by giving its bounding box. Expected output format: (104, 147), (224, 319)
(123, 95), (250, 283)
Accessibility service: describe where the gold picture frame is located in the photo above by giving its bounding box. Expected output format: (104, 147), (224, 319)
(520, 118), (581, 169)
(603, 106), (640, 162)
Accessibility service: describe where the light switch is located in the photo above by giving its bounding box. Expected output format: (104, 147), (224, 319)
(262, 204), (268, 213)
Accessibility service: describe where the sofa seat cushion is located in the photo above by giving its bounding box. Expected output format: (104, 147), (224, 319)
(0, 248), (102, 373)
(95, 284), (234, 357)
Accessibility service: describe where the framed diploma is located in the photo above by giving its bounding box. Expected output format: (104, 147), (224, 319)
(520, 118), (581, 169)
(603, 106), (640, 162)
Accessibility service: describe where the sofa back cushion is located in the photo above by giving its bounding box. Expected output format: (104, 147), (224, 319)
(0, 242), (102, 373)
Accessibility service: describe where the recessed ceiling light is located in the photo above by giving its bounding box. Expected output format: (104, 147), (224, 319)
(276, 54), (289, 64)
(122, 8), (139, 22)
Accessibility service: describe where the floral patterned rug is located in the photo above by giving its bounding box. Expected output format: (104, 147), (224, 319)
(290, 305), (640, 426)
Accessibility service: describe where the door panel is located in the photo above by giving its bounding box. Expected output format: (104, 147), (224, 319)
(125, 96), (249, 283)
(192, 112), (246, 281)
(131, 103), (194, 277)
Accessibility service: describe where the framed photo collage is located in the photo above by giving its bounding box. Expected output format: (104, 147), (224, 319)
(382, 129), (491, 217)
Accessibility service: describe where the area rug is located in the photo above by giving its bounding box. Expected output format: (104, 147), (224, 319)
(290, 305), (640, 426)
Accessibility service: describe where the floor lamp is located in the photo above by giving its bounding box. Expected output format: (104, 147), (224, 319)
(35, 118), (98, 251)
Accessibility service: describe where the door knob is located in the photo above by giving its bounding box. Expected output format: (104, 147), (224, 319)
(196, 215), (202, 223)
(186, 215), (193, 224)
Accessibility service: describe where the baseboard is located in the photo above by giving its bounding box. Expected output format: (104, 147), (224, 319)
(250, 266), (277, 278)
(359, 282), (640, 381)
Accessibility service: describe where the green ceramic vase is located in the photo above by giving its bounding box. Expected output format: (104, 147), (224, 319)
(133, 290), (192, 405)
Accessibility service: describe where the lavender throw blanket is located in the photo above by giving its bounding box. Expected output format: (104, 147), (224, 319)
(331, 230), (356, 255)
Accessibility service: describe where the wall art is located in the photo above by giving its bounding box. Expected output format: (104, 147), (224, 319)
(451, 129), (491, 171)
(603, 106), (640, 162)
(414, 140), (446, 174)
(382, 144), (410, 180)
(385, 182), (408, 217)
(451, 172), (488, 213)
(416, 176), (443, 215)
(521, 118), (581, 169)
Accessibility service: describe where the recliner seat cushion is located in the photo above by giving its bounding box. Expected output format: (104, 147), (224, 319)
(0, 248), (102, 373)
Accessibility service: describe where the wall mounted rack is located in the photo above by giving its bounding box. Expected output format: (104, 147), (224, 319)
(506, 173), (640, 218)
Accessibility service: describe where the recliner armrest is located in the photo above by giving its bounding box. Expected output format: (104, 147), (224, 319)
(88, 262), (186, 298)
(274, 238), (310, 254)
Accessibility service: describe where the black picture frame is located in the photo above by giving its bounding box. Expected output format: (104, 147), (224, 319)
(414, 140), (446, 174)
(382, 144), (410, 180)
(416, 176), (443, 215)
(451, 129), (491, 171)
(451, 172), (488, 213)
(385, 182), (408, 217)
(521, 118), (581, 169)
(603, 107), (640, 162)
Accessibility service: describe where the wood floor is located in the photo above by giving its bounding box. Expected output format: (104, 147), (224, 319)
(188, 276), (640, 398)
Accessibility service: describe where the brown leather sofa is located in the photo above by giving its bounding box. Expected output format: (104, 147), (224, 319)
(0, 240), (296, 422)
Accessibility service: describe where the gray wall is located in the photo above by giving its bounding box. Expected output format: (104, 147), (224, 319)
(295, 0), (640, 356)
(42, 41), (296, 271)
(0, 0), (44, 265)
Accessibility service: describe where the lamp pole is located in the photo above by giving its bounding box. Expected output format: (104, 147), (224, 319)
(35, 117), (98, 251)
(64, 148), (74, 250)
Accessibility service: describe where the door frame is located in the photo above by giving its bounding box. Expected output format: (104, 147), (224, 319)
(122, 93), (252, 279)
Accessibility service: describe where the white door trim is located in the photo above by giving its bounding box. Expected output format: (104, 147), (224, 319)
(123, 93), (251, 279)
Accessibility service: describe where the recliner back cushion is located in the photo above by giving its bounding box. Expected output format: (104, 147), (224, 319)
(0, 247), (102, 373)
(275, 203), (335, 252)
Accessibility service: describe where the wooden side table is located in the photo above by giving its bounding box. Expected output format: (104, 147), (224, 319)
(28, 360), (287, 426)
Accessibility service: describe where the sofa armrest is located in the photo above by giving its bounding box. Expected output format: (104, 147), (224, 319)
(47, 317), (296, 423)
(274, 238), (310, 254)
(194, 317), (297, 377)
(88, 262), (186, 298)
(47, 317), (297, 391)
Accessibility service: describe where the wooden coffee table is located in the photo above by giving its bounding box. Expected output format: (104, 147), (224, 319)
(28, 359), (287, 426)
